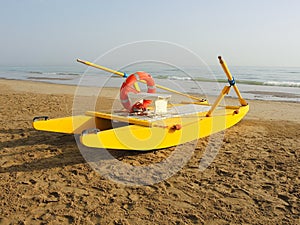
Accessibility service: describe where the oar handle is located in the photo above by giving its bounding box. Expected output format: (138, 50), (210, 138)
(218, 56), (247, 106)
(218, 56), (233, 81)
(77, 59), (126, 77)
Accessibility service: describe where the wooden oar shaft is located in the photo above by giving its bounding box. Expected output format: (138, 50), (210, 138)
(218, 56), (247, 106)
(218, 56), (233, 81)
(77, 59), (125, 77)
(155, 83), (202, 101)
(77, 59), (204, 102)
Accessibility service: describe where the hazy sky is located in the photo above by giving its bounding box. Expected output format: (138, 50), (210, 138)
(1, 0), (300, 67)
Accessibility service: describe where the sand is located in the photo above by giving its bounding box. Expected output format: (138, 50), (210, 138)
(0, 79), (299, 224)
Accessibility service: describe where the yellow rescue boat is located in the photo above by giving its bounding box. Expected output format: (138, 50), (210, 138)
(33, 56), (249, 150)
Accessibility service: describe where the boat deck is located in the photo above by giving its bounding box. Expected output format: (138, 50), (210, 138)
(85, 104), (217, 127)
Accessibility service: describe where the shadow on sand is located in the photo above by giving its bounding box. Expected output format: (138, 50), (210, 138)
(0, 128), (156, 173)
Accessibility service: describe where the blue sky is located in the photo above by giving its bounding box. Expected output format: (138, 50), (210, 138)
(0, 0), (300, 66)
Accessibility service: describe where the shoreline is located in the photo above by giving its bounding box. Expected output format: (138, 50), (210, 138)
(1, 78), (299, 123)
(1, 77), (299, 103)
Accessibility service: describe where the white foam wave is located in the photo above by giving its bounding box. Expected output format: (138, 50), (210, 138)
(168, 76), (192, 81)
(263, 81), (300, 88)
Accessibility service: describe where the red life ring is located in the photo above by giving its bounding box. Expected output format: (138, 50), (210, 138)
(120, 71), (156, 112)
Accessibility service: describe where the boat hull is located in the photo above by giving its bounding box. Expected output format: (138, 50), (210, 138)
(33, 105), (249, 151)
(80, 105), (249, 150)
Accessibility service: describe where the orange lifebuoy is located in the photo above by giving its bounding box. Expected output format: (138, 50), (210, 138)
(120, 71), (156, 112)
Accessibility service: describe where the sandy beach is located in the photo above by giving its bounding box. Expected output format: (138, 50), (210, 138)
(0, 79), (299, 224)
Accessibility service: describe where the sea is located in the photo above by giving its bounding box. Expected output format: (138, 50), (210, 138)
(0, 64), (299, 102)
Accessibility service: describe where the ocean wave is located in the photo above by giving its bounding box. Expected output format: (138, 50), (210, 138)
(28, 71), (81, 76)
(168, 76), (192, 81)
(57, 72), (81, 76)
(157, 76), (263, 84)
(27, 76), (74, 81)
(263, 81), (300, 87)
(29, 71), (43, 74)
(156, 75), (300, 88)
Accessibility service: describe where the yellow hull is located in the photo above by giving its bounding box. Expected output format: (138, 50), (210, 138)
(33, 104), (249, 151)
(80, 105), (249, 150)
(32, 115), (113, 134)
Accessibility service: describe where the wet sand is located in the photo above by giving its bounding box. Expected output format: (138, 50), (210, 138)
(0, 79), (299, 224)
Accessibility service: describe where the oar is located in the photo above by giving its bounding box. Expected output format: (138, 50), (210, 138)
(77, 59), (205, 102)
(77, 58), (125, 77)
(218, 56), (247, 106)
